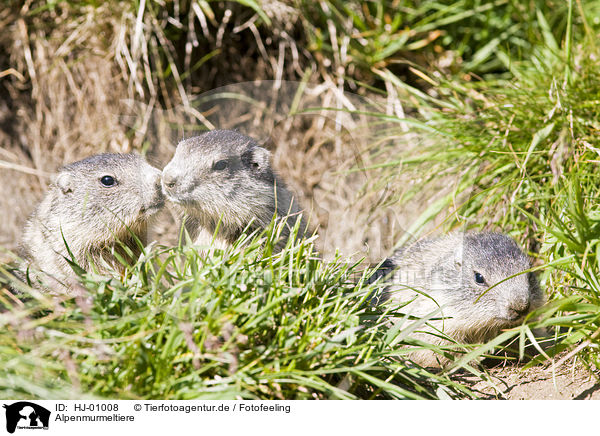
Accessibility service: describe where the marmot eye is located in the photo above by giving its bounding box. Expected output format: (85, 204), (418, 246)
(213, 160), (228, 171)
(100, 175), (117, 187)
(474, 272), (485, 285)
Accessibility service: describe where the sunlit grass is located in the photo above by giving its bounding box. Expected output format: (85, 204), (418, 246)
(2, 0), (600, 400)
(0, 223), (482, 400)
(359, 4), (600, 374)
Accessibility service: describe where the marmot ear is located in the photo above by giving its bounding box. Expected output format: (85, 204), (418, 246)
(247, 147), (270, 172)
(55, 173), (73, 195)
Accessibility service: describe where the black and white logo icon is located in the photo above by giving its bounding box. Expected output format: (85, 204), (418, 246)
(3, 402), (50, 434)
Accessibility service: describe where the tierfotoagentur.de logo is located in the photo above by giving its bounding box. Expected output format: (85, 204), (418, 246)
(2, 402), (50, 434)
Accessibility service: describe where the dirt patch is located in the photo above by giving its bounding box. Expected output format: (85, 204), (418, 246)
(464, 360), (600, 400)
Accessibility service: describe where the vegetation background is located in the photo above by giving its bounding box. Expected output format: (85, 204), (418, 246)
(0, 0), (599, 399)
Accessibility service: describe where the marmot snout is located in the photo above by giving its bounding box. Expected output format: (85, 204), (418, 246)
(21, 153), (164, 289)
(162, 130), (306, 248)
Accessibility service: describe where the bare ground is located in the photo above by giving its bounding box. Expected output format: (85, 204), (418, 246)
(463, 359), (600, 400)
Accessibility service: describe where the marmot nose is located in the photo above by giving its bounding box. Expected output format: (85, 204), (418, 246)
(507, 300), (531, 320)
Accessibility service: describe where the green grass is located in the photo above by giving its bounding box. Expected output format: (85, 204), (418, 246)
(3, 0), (600, 399)
(1, 224), (484, 400)
(356, 2), (600, 374)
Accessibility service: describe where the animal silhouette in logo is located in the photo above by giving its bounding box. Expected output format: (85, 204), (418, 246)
(3, 402), (50, 433)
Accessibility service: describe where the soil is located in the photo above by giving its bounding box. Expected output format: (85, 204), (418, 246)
(463, 359), (600, 400)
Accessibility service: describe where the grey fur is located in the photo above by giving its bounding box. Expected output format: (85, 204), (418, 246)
(20, 153), (164, 289)
(381, 232), (545, 367)
(162, 130), (306, 248)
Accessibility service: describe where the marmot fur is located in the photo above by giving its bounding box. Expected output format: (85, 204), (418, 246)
(20, 153), (164, 289)
(162, 130), (307, 249)
(378, 232), (545, 367)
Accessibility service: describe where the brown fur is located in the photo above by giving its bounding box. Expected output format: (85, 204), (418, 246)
(380, 232), (545, 367)
(162, 130), (307, 249)
(20, 154), (164, 290)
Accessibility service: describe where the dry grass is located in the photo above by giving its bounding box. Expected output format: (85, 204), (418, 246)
(2, 0), (599, 399)
(0, 1), (454, 263)
(0, 3), (133, 250)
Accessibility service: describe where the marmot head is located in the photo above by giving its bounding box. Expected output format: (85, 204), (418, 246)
(52, 153), (164, 243)
(388, 232), (545, 342)
(433, 233), (544, 338)
(161, 130), (279, 231)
